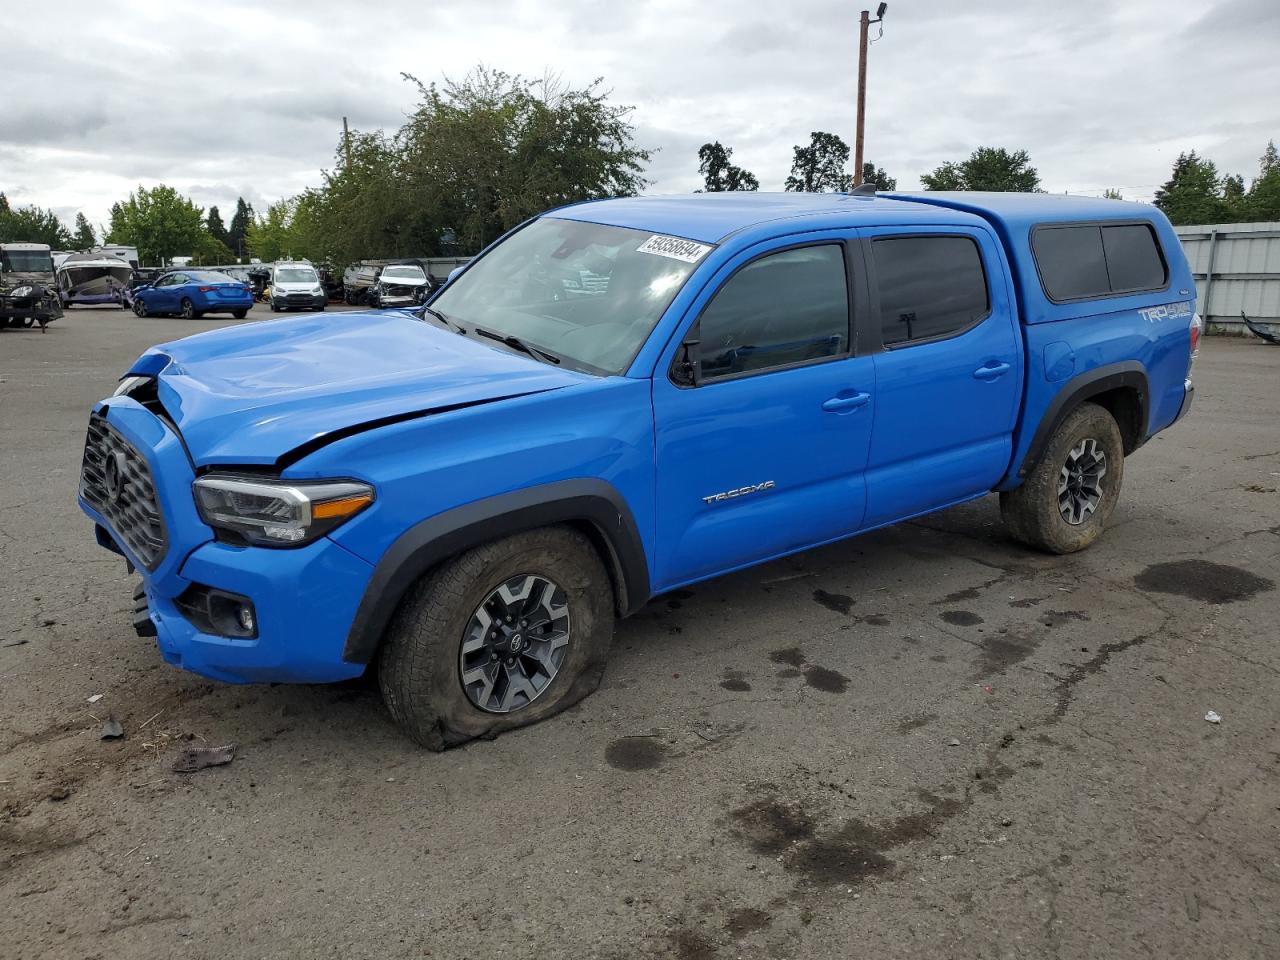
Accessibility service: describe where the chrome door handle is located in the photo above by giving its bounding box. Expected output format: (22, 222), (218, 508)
(822, 392), (871, 412)
(973, 362), (1011, 381)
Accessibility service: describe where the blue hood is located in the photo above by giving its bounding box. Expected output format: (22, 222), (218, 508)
(134, 311), (587, 466)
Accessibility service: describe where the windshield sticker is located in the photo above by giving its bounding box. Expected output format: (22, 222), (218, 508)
(636, 235), (713, 263)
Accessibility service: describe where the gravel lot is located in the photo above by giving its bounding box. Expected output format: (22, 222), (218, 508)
(2, 304), (1278, 960)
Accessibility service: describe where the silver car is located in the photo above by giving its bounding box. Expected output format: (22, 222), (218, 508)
(370, 264), (429, 308)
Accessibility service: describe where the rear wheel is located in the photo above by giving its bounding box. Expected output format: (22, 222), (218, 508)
(1001, 402), (1124, 554)
(180, 298), (198, 320)
(232, 309), (248, 319)
(378, 526), (615, 750)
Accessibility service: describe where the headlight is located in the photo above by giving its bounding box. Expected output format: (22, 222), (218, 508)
(11, 285), (32, 297)
(193, 475), (374, 546)
(312, 286), (324, 295)
(113, 375), (151, 397)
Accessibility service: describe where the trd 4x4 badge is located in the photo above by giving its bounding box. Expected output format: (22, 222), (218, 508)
(701, 480), (776, 504)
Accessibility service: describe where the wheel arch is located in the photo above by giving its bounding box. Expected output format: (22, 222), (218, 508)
(342, 478), (651, 665)
(1016, 361), (1150, 480)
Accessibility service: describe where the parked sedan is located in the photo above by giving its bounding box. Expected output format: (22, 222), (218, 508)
(132, 270), (253, 319)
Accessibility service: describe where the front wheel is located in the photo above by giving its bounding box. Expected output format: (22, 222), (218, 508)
(133, 298), (148, 317)
(1001, 402), (1124, 554)
(379, 526), (615, 750)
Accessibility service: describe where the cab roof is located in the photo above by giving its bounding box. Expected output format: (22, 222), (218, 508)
(546, 192), (980, 244)
(545, 190), (1166, 245)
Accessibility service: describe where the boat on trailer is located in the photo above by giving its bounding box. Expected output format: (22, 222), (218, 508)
(56, 253), (134, 308)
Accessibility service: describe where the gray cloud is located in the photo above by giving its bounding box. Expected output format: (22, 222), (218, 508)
(3, 0), (1275, 228)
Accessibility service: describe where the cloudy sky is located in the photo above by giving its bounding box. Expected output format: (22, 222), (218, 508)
(2, 0), (1277, 233)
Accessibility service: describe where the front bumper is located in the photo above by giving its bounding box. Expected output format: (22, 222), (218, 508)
(273, 293), (326, 309)
(79, 399), (373, 684)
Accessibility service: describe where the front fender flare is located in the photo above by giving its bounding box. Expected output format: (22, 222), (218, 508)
(341, 478), (651, 665)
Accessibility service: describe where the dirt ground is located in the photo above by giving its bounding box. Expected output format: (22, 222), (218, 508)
(1, 305), (1278, 960)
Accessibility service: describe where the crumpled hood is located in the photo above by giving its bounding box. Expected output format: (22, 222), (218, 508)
(135, 310), (587, 466)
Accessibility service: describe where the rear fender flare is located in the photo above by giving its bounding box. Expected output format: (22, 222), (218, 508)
(342, 478), (650, 664)
(1015, 361), (1150, 479)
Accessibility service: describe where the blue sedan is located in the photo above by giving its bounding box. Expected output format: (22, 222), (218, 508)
(132, 270), (253, 319)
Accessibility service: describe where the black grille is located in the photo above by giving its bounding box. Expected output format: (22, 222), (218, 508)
(80, 415), (167, 569)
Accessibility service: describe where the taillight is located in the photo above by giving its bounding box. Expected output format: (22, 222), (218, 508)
(198, 285), (215, 293)
(1189, 312), (1203, 360)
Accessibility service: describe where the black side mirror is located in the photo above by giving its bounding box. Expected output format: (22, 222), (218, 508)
(673, 337), (702, 387)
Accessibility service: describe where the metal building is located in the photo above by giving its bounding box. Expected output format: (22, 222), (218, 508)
(1175, 221), (1280, 336)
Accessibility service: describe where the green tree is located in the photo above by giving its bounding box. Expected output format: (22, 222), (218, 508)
(397, 69), (651, 253)
(697, 141), (759, 192)
(785, 132), (852, 192)
(921, 147), (1041, 192)
(228, 197), (254, 258)
(246, 199), (298, 261)
(106, 185), (209, 265)
(0, 201), (72, 246)
(1153, 151), (1227, 225)
(860, 161), (896, 190)
(71, 212), (96, 248)
(207, 205), (232, 251)
(1103, 188), (1124, 200)
(1245, 140), (1280, 222)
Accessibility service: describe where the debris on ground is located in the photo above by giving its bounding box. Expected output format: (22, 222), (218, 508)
(100, 717), (124, 740)
(2, 638), (28, 648)
(48, 786), (71, 802)
(1204, 710), (1222, 724)
(172, 744), (236, 773)
(86, 693), (104, 704)
(948, 738), (962, 747)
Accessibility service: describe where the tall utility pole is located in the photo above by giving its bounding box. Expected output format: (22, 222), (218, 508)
(854, 4), (888, 187)
(342, 116), (353, 170)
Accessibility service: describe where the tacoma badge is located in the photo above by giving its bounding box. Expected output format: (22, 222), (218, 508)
(702, 481), (776, 504)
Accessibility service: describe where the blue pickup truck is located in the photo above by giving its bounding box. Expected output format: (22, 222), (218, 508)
(79, 191), (1200, 748)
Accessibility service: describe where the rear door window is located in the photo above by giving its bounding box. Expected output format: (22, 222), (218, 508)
(872, 236), (990, 347)
(1033, 222), (1167, 301)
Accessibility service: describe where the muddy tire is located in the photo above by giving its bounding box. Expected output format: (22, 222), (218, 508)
(1001, 402), (1125, 554)
(378, 526), (615, 750)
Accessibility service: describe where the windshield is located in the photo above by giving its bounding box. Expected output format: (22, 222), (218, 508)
(189, 271), (238, 283)
(381, 266), (425, 282)
(2, 250), (54, 274)
(275, 267), (317, 283)
(432, 218), (709, 374)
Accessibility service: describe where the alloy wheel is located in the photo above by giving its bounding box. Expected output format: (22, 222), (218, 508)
(1058, 437), (1107, 525)
(459, 574), (571, 714)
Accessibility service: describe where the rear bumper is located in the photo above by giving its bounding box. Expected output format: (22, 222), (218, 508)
(1172, 378), (1195, 425)
(198, 298), (254, 312)
(79, 400), (373, 684)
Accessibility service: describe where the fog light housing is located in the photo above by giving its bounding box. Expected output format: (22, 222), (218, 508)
(175, 584), (259, 639)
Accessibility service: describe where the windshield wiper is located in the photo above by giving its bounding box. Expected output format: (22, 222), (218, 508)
(472, 326), (562, 365)
(420, 305), (465, 334)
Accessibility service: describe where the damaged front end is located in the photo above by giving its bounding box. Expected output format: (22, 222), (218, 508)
(1, 279), (63, 330)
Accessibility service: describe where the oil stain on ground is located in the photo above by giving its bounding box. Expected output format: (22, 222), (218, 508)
(941, 610), (984, 627)
(803, 665), (849, 693)
(666, 927), (718, 960)
(974, 630), (1039, 677)
(724, 907), (772, 939)
(720, 669), (752, 692)
(812, 589), (854, 615)
(1134, 560), (1274, 604)
(605, 737), (667, 771)
(769, 647), (807, 668)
